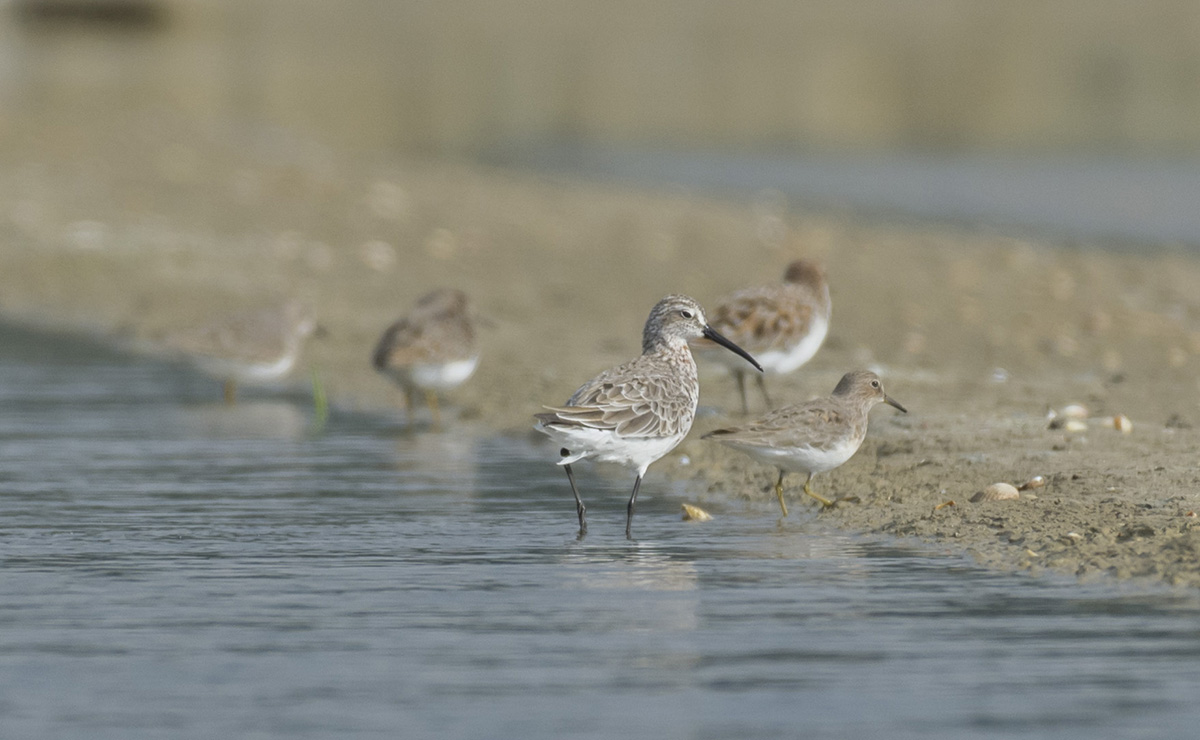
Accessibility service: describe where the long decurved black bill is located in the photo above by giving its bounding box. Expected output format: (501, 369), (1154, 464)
(702, 325), (763, 372)
(884, 395), (907, 413)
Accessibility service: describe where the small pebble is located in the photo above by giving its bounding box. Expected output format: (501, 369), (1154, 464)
(359, 240), (397, 272)
(681, 503), (712, 522)
(970, 482), (1020, 502)
(68, 220), (107, 251)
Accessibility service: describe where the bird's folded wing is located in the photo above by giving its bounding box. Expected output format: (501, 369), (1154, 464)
(712, 291), (814, 351)
(373, 318), (438, 368)
(703, 403), (843, 446)
(538, 374), (687, 438)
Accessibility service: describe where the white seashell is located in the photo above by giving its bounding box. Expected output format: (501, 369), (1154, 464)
(1063, 419), (1088, 433)
(1048, 409), (1088, 431)
(970, 482), (1020, 502)
(1061, 404), (1089, 419)
(1018, 475), (1046, 491)
(1112, 414), (1132, 434)
(681, 503), (712, 522)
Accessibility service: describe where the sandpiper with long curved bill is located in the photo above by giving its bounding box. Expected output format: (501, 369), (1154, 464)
(535, 294), (763, 538)
(703, 370), (905, 516)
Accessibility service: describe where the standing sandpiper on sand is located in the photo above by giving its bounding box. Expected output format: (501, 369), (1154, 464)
(702, 370), (905, 516)
(372, 288), (479, 427)
(167, 300), (317, 404)
(695, 259), (831, 414)
(534, 294), (763, 538)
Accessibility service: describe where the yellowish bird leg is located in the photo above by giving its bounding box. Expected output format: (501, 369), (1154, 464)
(774, 469), (789, 517)
(803, 476), (836, 508)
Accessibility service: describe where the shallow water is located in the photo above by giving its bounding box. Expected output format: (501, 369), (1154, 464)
(2, 324), (1200, 740)
(491, 144), (1200, 248)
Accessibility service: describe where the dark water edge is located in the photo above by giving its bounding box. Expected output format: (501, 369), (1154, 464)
(3, 322), (1200, 740)
(485, 142), (1200, 252)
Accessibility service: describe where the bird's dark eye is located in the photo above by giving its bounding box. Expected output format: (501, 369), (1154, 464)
(871, 380), (880, 388)
(680, 310), (694, 319)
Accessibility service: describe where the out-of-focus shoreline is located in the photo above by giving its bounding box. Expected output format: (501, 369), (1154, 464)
(4, 126), (1200, 587)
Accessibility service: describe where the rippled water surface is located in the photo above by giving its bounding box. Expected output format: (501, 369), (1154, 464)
(2, 324), (1200, 740)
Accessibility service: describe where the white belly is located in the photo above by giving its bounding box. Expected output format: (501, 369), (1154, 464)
(403, 356), (479, 391)
(724, 435), (860, 476)
(535, 422), (685, 476)
(702, 315), (828, 376)
(193, 351), (297, 384)
(762, 316), (828, 374)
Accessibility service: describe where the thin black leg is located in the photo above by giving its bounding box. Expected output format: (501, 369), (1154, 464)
(734, 371), (749, 415)
(755, 373), (773, 410)
(625, 474), (643, 539)
(564, 463), (587, 535)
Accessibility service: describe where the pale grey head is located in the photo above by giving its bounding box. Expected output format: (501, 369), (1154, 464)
(642, 294), (763, 372)
(641, 294), (707, 352)
(832, 370), (907, 413)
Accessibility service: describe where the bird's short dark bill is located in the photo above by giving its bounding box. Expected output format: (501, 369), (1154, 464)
(885, 395), (907, 413)
(702, 325), (763, 372)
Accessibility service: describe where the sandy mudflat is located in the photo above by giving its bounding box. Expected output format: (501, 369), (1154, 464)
(4, 119), (1200, 587)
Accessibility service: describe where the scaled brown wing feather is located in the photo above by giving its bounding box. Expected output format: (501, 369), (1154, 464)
(537, 359), (691, 439)
(712, 288), (815, 351)
(377, 316), (471, 369)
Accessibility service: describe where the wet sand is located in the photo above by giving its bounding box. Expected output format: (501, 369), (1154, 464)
(4, 118), (1200, 587)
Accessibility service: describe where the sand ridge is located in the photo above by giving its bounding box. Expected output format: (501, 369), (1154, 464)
(4, 119), (1200, 586)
